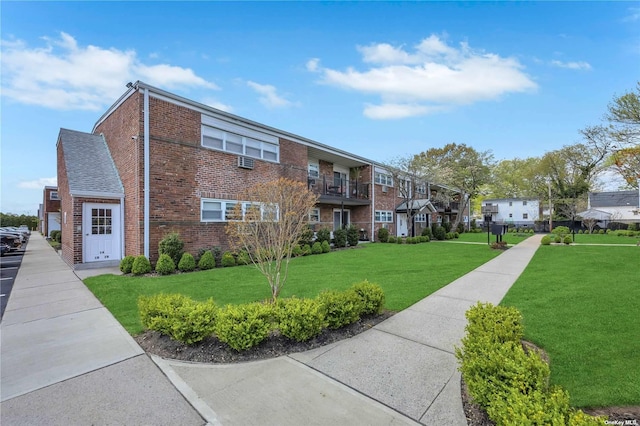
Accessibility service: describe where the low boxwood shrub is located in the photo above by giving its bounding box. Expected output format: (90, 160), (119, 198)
(443, 221), (452, 232)
(50, 230), (61, 243)
(315, 228), (331, 244)
(298, 225), (315, 247)
(421, 227), (432, 239)
(120, 255), (135, 274)
(277, 297), (326, 342)
(311, 241), (323, 254)
(292, 244), (303, 257)
(138, 293), (217, 344)
(333, 228), (347, 248)
(563, 235), (572, 245)
(301, 244), (312, 256)
(158, 232), (184, 265)
(321, 240), (331, 253)
(178, 252), (196, 272)
(132, 255), (151, 275)
(541, 235), (551, 245)
(236, 250), (251, 265)
(221, 251), (236, 267)
(198, 250), (215, 270)
(155, 253), (176, 275)
(350, 280), (385, 315)
(445, 232), (455, 240)
(396, 236), (403, 244)
(454, 232), (460, 239)
(578, 229), (584, 234)
(599, 229), (605, 234)
(434, 226), (446, 241)
(552, 226), (570, 237)
(554, 235), (562, 244)
(214, 302), (274, 351)
(317, 289), (364, 329)
(377, 227), (389, 243)
(347, 225), (359, 247)
(388, 235), (397, 244)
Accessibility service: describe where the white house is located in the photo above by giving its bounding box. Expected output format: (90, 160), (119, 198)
(578, 190), (640, 227)
(481, 198), (540, 227)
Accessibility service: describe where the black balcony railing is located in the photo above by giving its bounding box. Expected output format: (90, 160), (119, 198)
(431, 199), (460, 211)
(308, 175), (370, 200)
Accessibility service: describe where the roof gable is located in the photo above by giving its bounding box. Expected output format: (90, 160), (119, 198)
(58, 128), (124, 197)
(589, 191), (639, 208)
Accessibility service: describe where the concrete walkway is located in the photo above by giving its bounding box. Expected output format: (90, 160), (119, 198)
(1, 232), (543, 425)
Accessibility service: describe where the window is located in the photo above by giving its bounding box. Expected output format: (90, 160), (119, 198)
(308, 162), (319, 178)
(50, 191), (59, 200)
(509, 201), (513, 206)
(309, 208), (320, 222)
(415, 214), (427, 222)
(202, 125), (280, 162)
(437, 215), (443, 223)
(375, 210), (393, 222)
(509, 213), (513, 218)
(523, 200), (528, 206)
(523, 213), (529, 219)
(415, 184), (426, 195)
(374, 172), (393, 186)
(202, 198), (279, 222)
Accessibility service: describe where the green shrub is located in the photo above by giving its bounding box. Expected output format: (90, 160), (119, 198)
(132, 255), (151, 275)
(406, 237), (414, 244)
(277, 297), (326, 342)
(298, 225), (314, 247)
(214, 303), (274, 351)
(321, 240), (331, 253)
(198, 250), (215, 270)
(119, 255), (135, 274)
(457, 223), (465, 234)
(554, 235), (562, 244)
(346, 225), (359, 246)
(315, 228), (331, 244)
(628, 223), (637, 232)
(350, 280), (385, 315)
(421, 227), (432, 239)
(138, 293), (216, 344)
(317, 289), (364, 329)
(301, 244), (312, 256)
(292, 244), (303, 257)
(422, 235), (430, 242)
(221, 251), (236, 267)
(236, 250), (251, 265)
(377, 227), (389, 243)
(578, 229), (583, 234)
(486, 387), (571, 426)
(155, 253), (176, 275)
(333, 228), (347, 248)
(541, 236), (551, 245)
(434, 226), (446, 241)
(552, 226), (570, 237)
(443, 221), (452, 232)
(50, 230), (61, 243)
(177, 252), (196, 272)
(599, 229), (605, 234)
(388, 235), (397, 244)
(311, 241), (323, 254)
(445, 232), (454, 240)
(563, 235), (572, 245)
(158, 232), (184, 265)
(397, 236), (404, 244)
(454, 232), (460, 239)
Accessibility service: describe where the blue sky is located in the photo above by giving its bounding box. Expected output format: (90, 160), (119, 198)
(1, 1), (638, 215)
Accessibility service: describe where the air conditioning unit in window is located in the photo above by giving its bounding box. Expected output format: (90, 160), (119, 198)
(381, 185), (388, 193)
(237, 156), (254, 169)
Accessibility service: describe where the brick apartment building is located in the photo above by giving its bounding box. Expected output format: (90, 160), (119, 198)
(57, 81), (467, 269)
(38, 186), (61, 238)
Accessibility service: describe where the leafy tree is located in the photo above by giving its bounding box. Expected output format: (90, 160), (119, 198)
(226, 178), (318, 303)
(488, 157), (546, 199)
(414, 143), (494, 229)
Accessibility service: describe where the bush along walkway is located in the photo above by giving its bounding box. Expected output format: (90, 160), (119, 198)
(154, 234), (546, 426)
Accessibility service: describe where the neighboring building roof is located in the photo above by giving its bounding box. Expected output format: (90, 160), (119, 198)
(589, 190), (639, 208)
(577, 209), (612, 221)
(396, 199), (437, 213)
(483, 197), (539, 203)
(58, 128), (124, 197)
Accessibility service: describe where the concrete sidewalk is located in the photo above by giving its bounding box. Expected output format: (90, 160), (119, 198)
(0, 234), (205, 425)
(1, 232), (543, 426)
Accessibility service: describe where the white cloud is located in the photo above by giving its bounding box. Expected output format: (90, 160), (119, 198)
(200, 97), (234, 113)
(306, 58), (320, 72)
(18, 177), (57, 189)
(246, 81), (296, 108)
(0, 32), (218, 111)
(311, 35), (537, 119)
(550, 60), (592, 70)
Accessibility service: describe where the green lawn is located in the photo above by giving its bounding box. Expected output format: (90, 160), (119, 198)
(501, 245), (640, 408)
(453, 231), (532, 245)
(558, 233), (640, 245)
(85, 242), (501, 334)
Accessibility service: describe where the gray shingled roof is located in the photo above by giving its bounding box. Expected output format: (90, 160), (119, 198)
(590, 190), (639, 208)
(58, 128), (124, 196)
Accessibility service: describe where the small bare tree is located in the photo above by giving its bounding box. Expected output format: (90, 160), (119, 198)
(582, 217), (598, 234)
(226, 178), (318, 303)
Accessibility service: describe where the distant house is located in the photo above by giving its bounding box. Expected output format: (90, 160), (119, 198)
(40, 186), (61, 238)
(578, 190), (640, 227)
(56, 81), (468, 269)
(481, 198), (541, 227)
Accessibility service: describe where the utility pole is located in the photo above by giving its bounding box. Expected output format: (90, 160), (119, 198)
(548, 179), (553, 232)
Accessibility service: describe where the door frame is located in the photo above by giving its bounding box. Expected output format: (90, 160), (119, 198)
(333, 208), (350, 230)
(82, 202), (122, 263)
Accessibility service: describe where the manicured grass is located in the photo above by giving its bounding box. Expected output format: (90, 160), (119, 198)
(560, 233), (640, 245)
(501, 245), (640, 408)
(453, 231), (532, 245)
(85, 242), (501, 334)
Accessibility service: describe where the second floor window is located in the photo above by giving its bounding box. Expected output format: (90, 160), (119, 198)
(202, 125), (279, 162)
(375, 210), (393, 222)
(375, 172), (393, 186)
(308, 163), (319, 178)
(50, 191), (59, 200)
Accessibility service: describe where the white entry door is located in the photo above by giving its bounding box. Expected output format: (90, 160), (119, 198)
(397, 213), (408, 237)
(83, 203), (121, 262)
(333, 209), (350, 230)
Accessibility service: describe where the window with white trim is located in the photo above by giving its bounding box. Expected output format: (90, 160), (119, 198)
(415, 214), (427, 222)
(415, 184), (426, 195)
(309, 208), (320, 222)
(375, 210), (393, 222)
(374, 172), (393, 186)
(50, 191), (59, 200)
(202, 125), (279, 162)
(523, 213), (528, 219)
(201, 199), (279, 222)
(308, 162), (319, 178)
(523, 200), (528, 206)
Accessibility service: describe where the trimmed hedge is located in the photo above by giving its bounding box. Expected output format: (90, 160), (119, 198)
(178, 252), (196, 272)
(120, 255), (135, 274)
(317, 289), (364, 329)
(198, 250), (215, 270)
(277, 297), (326, 342)
(155, 253), (176, 275)
(214, 302), (274, 351)
(132, 255), (151, 275)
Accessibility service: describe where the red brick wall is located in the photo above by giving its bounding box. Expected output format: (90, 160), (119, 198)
(94, 92), (143, 258)
(57, 141), (74, 267)
(42, 188), (61, 237)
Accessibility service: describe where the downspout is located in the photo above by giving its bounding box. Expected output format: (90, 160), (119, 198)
(143, 88), (150, 258)
(120, 197), (125, 258)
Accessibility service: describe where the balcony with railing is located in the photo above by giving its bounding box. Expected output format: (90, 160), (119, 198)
(308, 174), (371, 205)
(431, 199), (460, 212)
(481, 204), (499, 214)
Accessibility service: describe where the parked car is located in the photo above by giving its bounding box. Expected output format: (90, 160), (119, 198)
(18, 225), (31, 235)
(0, 228), (25, 244)
(0, 242), (10, 256)
(0, 233), (21, 251)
